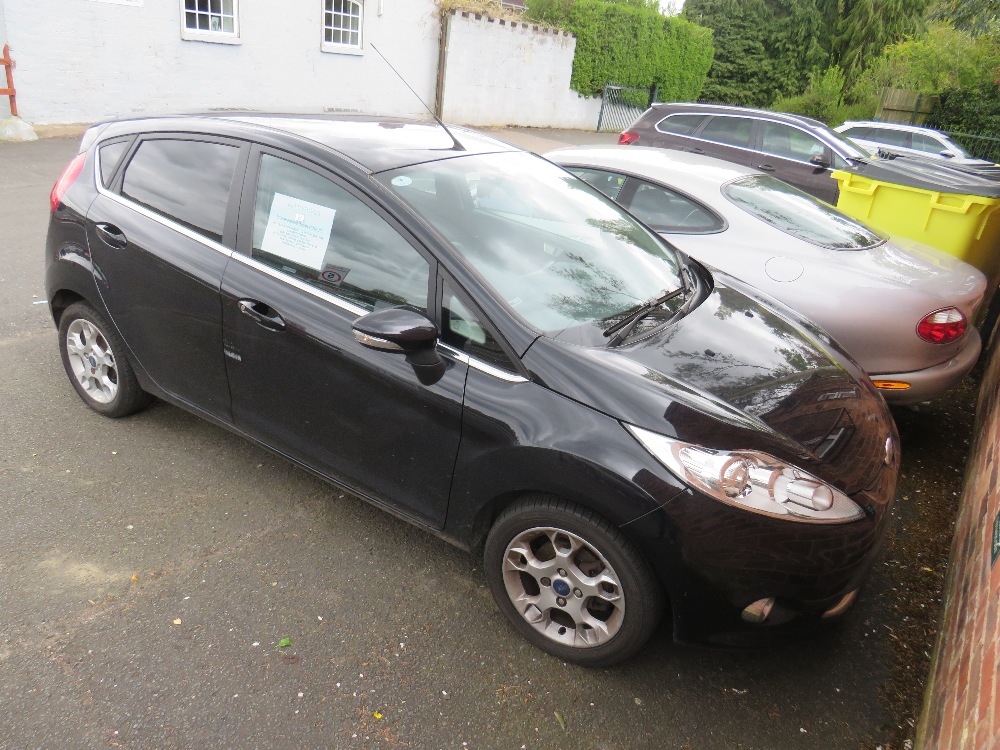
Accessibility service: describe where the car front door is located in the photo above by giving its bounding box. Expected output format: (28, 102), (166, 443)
(753, 121), (840, 203)
(220, 149), (467, 527)
(86, 135), (247, 421)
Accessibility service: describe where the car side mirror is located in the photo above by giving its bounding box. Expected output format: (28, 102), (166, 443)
(940, 150), (954, 158)
(809, 153), (831, 169)
(352, 308), (447, 385)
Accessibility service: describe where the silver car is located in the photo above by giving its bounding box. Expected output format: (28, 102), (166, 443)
(835, 121), (996, 170)
(547, 146), (987, 405)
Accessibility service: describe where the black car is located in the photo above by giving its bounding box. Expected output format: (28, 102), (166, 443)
(619, 103), (870, 203)
(46, 114), (898, 666)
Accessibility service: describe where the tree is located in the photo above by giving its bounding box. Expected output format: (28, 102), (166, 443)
(831, 0), (932, 79)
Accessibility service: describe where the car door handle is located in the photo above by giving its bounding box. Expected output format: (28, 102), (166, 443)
(95, 222), (128, 249)
(238, 299), (286, 331)
(755, 164), (776, 172)
(690, 147), (705, 154)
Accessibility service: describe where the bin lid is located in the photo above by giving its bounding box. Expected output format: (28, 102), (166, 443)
(841, 153), (1000, 198)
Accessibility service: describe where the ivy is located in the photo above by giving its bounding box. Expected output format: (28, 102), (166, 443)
(526, 0), (714, 100)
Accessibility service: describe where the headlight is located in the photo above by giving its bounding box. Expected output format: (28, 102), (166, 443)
(626, 424), (864, 523)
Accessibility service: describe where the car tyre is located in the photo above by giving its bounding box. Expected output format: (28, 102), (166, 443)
(58, 302), (151, 418)
(484, 495), (663, 667)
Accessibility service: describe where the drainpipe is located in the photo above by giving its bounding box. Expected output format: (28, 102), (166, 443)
(433, 11), (450, 119)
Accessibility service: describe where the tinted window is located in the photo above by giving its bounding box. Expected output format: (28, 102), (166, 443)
(626, 180), (723, 233)
(99, 140), (130, 188)
(252, 154), (429, 313)
(122, 139), (239, 243)
(760, 122), (827, 162)
(656, 114), (707, 136)
(441, 282), (516, 371)
(698, 116), (753, 148)
(724, 175), (884, 250)
(567, 167), (626, 200)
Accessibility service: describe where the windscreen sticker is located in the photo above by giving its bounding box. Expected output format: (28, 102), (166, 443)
(260, 193), (336, 270)
(391, 175), (413, 187)
(319, 264), (351, 285)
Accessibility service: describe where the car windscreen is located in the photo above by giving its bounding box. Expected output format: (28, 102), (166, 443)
(378, 152), (686, 342)
(723, 175), (885, 250)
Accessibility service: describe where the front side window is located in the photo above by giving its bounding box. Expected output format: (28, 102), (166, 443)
(566, 167), (626, 201)
(724, 175), (885, 250)
(121, 139), (239, 243)
(698, 116), (754, 149)
(252, 154), (428, 313)
(181, 0), (239, 42)
(380, 152), (686, 345)
(911, 132), (946, 154)
(760, 122), (827, 163)
(323, 0), (363, 51)
(626, 180), (724, 234)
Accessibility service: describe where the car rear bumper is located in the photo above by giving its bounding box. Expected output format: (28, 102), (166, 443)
(873, 329), (981, 405)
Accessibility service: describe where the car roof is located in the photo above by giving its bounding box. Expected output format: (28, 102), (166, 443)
(650, 102), (830, 131)
(837, 121), (949, 137)
(546, 145), (758, 190)
(88, 113), (519, 173)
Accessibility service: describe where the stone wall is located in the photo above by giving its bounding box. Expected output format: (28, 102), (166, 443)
(439, 11), (602, 130)
(917, 338), (1000, 749)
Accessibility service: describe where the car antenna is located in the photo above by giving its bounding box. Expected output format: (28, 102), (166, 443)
(370, 43), (466, 151)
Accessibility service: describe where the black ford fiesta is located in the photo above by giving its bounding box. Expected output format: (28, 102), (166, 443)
(45, 115), (898, 666)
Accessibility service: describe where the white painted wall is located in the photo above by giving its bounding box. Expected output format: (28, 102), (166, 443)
(1, 0), (439, 124)
(440, 12), (601, 130)
(0, 1), (9, 117)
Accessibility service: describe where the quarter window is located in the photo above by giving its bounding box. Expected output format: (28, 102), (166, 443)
(181, 0), (239, 41)
(698, 116), (754, 149)
(323, 0), (363, 50)
(251, 154), (429, 313)
(98, 140), (130, 188)
(442, 283), (516, 372)
(121, 139), (239, 243)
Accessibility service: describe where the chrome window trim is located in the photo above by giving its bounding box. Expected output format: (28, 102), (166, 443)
(229, 252), (370, 317)
(94, 160), (235, 259)
(654, 112), (855, 165)
(439, 343), (529, 383)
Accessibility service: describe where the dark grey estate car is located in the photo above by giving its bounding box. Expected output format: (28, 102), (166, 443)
(45, 114), (898, 666)
(620, 103), (869, 203)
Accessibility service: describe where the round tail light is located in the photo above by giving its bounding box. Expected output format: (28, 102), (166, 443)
(618, 130), (640, 145)
(916, 307), (967, 344)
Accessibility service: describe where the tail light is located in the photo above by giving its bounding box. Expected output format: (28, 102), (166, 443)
(917, 307), (967, 344)
(618, 130), (640, 145)
(50, 153), (87, 213)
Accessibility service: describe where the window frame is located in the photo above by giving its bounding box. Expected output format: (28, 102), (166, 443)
(617, 176), (727, 235)
(321, 0), (365, 55)
(233, 145), (437, 319)
(180, 0), (241, 45)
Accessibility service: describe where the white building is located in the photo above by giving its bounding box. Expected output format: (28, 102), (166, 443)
(0, 0), (441, 124)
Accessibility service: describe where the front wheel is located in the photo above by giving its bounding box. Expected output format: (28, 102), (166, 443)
(58, 302), (150, 418)
(484, 496), (664, 667)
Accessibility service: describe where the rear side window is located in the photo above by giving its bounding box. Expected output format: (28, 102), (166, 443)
(655, 114), (707, 136)
(870, 127), (909, 148)
(698, 116), (753, 148)
(724, 175), (884, 250)
(626, 180), (724, 234)
(122, 139), (239, 243)
(911, 132), (944, 154)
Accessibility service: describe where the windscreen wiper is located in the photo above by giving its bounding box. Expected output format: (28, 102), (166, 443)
(603, 286), (686, 347)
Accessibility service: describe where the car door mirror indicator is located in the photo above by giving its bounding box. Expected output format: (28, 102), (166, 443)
(352, 308), (447, 386)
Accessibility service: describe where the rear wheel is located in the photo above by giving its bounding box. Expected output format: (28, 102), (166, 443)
(484, 495), (663, 667)
(58, 302), (150, 418)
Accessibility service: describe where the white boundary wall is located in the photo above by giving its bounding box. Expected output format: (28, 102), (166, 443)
(0, 0), (439, 124)
(440, 11), (601, 130)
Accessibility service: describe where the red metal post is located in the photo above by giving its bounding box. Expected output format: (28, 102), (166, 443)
(1, 44), (18, 118)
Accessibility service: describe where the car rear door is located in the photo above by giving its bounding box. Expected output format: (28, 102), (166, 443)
(220, 148), (467, 528)
(86, 134), (248, 421)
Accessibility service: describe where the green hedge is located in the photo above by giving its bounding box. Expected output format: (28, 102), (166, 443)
(527, 0), (714, 100)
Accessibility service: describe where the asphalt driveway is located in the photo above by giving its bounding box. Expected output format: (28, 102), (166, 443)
(0, 131), (973, 750)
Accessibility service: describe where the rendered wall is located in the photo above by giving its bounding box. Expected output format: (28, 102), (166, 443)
(0, 0), (9, 117)
(439, 11), (601, 130)
(0, 0), (439, 124)
(917, 337), (1000, 749)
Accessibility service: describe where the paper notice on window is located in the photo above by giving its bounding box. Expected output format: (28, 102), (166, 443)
(260, 193), (337, 270)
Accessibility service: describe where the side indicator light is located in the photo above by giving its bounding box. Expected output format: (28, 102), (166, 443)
(872, 380), (911, 391)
